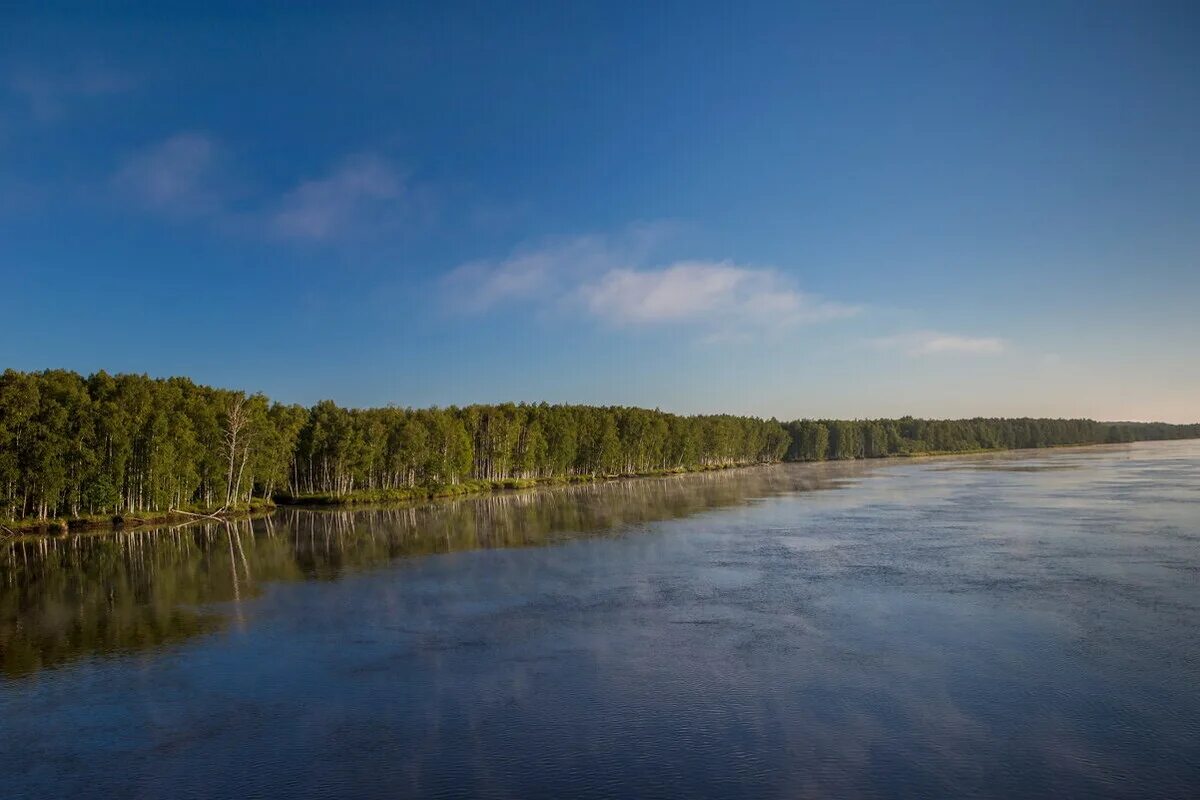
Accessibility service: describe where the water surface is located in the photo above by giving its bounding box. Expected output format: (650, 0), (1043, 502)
(3, 442), (1198, 798)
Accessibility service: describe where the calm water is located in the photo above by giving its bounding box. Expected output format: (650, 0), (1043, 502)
(2, 442), (1199, 799)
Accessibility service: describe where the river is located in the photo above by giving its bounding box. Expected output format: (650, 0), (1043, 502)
(2, 441), (1198, 798)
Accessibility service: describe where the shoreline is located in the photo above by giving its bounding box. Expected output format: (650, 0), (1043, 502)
(273, 461), (771, 508)
(0, 463), (769, 539)
(1, 501), (277, 538)
(4, 438), (1193, 539)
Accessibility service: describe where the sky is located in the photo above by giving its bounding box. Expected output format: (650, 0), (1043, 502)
(2, 1), (1198, 422)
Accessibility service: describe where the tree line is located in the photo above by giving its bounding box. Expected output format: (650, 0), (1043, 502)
(0, 370), (788, 521)
(1, 369), (1196, 522)
(783, 417), (1200, 461)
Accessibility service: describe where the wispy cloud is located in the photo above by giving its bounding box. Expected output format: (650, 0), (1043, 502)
(113, 132), (224, 217)
(443, 229), (859, 337)
(271, 155), (408, 241)
(443, 227), (666, 312)
(110, 139), (423, 242)
(9, 65), (133, 122)
(869, 330), (1007, 357)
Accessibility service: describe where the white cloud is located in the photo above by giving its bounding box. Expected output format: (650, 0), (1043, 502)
(583, 262), (743, 323)
(113, 133), (222, 216)
(443, 230), (859, 336)
(9, 65), (132, 121)
(271, 155), (406, 241)
(582, 261), (859, 328)
(869, 330), (1007, 357)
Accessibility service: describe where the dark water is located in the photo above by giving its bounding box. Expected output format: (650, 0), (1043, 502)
(2, 442), (1199, 799)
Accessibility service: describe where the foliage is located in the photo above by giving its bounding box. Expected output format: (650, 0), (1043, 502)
(0, 370), (789, 520)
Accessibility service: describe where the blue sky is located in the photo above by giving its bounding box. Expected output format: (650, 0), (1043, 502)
(2, 1), (1197, 422)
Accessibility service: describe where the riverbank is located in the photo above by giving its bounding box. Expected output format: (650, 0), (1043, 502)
(1, 500), (277, 537)
(0, 463), (772, 538)
(5, 438), (1195, 538)
(274, 461), (776, 508)
(275, 439), (1200, 510)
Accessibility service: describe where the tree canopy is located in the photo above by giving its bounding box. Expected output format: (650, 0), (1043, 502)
(0, 370), (787, 521)
(1, 369), (1195, 522)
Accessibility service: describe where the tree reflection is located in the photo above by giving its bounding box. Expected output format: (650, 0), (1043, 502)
(1, 462), (868, 678)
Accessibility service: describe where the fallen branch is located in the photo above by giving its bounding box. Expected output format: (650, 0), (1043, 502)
(169, 508), (229, 522)
(1, 523), (17, 539)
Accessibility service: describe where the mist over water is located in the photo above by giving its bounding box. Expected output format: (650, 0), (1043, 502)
(2, 442), (1198, 798)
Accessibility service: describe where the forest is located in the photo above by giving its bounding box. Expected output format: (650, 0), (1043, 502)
(1, 369), (1197, 524)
